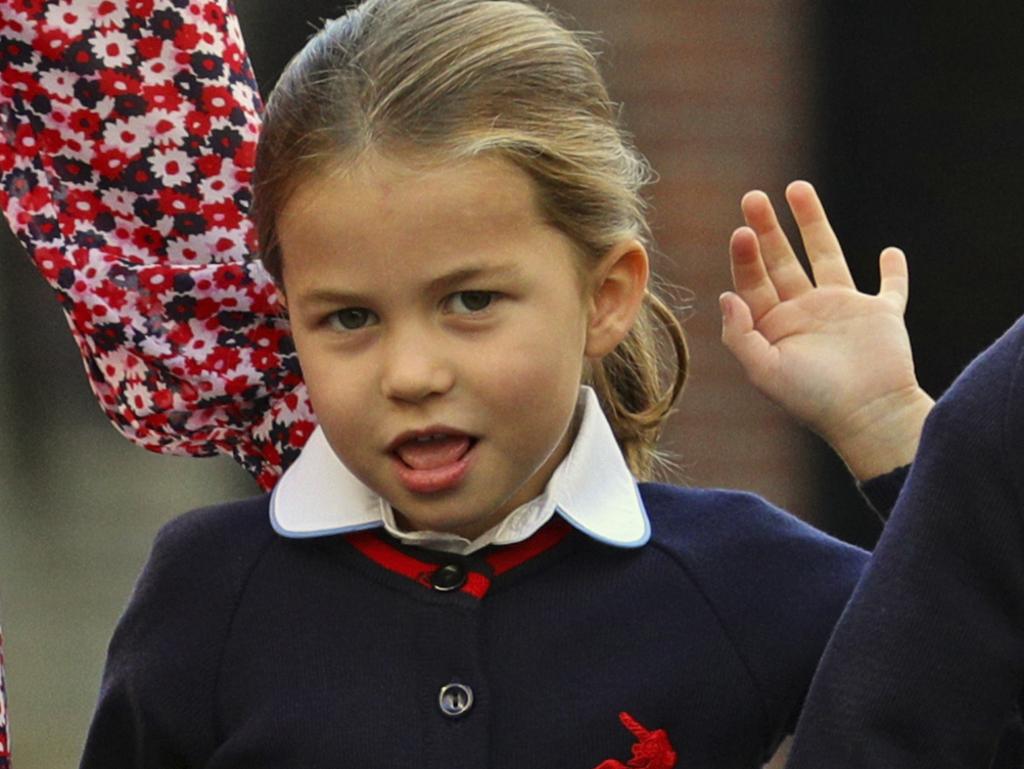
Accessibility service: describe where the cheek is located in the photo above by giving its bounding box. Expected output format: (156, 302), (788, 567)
(476, 315), (587, 416)
(304, 370), (379, 473)
(293, 339), (372, 435)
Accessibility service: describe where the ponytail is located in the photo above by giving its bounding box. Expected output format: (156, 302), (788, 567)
(590, 289), (688, 480)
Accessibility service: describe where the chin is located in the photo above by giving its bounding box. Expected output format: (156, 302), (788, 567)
(397, 498), (501, 538)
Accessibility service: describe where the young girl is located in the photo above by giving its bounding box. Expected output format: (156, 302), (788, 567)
(0, 1), (933, 766)
(95, 1), (936, 766)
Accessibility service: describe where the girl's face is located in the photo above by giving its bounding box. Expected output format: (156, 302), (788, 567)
(278, 153), (602, 539)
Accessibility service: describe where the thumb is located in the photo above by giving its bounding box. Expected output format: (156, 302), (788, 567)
(877, 247), (909, 314)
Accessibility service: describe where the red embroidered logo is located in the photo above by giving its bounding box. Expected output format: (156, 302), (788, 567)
(593, 712), (678, 769)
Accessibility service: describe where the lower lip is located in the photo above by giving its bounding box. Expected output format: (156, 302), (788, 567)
(391, 442), (476, 494)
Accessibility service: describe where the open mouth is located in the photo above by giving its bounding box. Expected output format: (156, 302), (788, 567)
(390, 432), (478, 494)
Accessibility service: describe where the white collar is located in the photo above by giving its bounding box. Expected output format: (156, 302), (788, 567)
(269, 387), (650, 554)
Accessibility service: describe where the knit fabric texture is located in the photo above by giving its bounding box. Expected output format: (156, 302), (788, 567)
(80, 483), (875, 769)
(787, 315), (1024, 769)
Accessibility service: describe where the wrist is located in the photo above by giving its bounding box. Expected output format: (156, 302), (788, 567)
(826, 385), (934, 482)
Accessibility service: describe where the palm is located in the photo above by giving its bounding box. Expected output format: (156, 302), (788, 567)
(722, 182), (920, 448)
(751, 287), (915, 435)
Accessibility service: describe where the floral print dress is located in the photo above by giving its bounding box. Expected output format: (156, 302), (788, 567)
(0, 1), (311, 763)
(0, 628), (7, 768)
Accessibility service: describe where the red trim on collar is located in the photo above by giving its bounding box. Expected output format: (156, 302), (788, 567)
(345, 518), (572, 599)
(345, 531), (436, 590)
(461, 571), (492, 600)
(485, 517), (572, 575)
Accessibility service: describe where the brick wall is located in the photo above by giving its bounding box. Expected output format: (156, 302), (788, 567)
(550, 1), (820, 527)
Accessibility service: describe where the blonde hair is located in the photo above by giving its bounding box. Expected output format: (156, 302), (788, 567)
(253, 0), (688, 479)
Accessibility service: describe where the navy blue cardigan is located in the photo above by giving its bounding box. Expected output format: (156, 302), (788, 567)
(80, 484), (878, 769)
(787, 315), (1024, 769)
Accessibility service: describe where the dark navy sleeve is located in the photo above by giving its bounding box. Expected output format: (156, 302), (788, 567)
(858, 463), (909, 520)
(646, 485), (868, 759)
(79, 496), (274, 769)
(787, 315), (1024, 769)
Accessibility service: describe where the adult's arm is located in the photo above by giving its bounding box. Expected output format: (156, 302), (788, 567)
(0, 0), (314, 490)
(786, 315), (1024, 769)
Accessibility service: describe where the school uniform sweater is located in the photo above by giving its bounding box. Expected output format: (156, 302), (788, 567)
(786, 315), (1024, 769)
(81, 485), (877, 769)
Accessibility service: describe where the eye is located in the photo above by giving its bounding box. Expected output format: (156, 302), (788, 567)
(327, 307), (379, 331)
(445, 291), (497, 315)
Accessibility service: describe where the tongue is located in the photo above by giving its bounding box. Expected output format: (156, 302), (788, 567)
(396, 436), (471, 470)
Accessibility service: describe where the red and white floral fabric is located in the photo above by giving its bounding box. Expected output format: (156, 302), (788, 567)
(0, 626), (8, 769)
(0, 0), (314, 491)
(1, 1), (317, 762)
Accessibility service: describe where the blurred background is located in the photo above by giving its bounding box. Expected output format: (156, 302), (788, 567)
(1, 1), (1022, 766)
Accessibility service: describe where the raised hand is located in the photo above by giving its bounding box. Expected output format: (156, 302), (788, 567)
(720, 181), (933, 480)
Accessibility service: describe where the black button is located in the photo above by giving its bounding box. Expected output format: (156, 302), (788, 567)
(431, 563), (467, 592)
(438, 683), (474, 717)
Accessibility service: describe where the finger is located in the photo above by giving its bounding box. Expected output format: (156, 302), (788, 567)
(877, 246), (909, 314)
(741, 190), (813, 300)
(720, 291), (775, 379)
(729, 226), (780, 321)
(785, 180), (855, 288)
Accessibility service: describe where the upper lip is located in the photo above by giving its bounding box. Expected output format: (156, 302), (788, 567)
(386, 425), (474, 453)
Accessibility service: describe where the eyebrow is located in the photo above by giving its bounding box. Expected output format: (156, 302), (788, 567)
(425, 264), (524, 294)
(296, 263), (526, 307)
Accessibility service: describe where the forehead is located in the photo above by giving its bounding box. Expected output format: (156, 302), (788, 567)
(277, 152), (548, 269)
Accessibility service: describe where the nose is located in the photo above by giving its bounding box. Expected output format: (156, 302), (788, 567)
(379, 328), (455, 403)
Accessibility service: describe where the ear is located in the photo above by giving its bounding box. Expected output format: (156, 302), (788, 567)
(584, 239), (650, 358)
